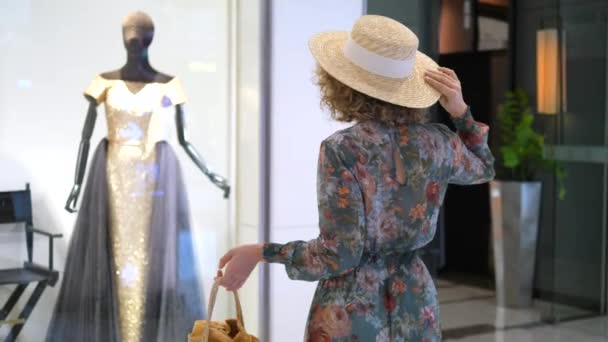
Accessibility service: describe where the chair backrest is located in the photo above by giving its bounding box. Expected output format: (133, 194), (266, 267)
(0, 183), (34, 262)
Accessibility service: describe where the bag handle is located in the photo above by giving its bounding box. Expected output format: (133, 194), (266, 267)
(203, 278), (247, 342)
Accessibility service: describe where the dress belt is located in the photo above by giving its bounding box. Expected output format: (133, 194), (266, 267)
(106, 138), (168, 147)
(360, 249), (418, 264)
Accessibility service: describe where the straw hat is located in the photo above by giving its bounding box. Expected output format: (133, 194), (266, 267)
(309, 15), (440, 108)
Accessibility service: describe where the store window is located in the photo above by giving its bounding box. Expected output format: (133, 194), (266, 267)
(0, 1), (243, 340)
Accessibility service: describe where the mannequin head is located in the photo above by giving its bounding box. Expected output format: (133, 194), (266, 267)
(122, 11), (154, 56)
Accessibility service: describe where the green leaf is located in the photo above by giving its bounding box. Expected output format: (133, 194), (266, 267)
(501, 146), (520, 168)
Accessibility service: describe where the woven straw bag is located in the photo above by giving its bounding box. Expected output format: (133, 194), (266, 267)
(188, 279), (259, 342)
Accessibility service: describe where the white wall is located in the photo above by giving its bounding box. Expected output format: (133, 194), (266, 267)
(0, 1), (232, 340)
(268, 1), (364, 341)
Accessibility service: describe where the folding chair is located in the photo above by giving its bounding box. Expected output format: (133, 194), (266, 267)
(0, 184), (62, 341)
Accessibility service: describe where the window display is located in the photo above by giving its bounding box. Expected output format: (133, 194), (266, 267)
(45, 11), (230, 342)
(0, 0), (259, 339)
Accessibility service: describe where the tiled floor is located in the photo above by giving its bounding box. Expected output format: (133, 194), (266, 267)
(447, 316), (608, 342)
(438, 280), (608, 341)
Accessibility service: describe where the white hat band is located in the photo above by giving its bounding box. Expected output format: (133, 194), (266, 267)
(343, 37), (416, 79)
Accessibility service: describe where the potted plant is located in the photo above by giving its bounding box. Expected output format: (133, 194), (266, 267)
(490, 89), (565, 308)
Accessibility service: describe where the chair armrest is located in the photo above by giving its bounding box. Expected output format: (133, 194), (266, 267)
(26, 227), (63, 239)
(26, 227), (63, 270)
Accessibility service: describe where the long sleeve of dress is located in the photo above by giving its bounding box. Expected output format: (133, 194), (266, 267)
(263, 140), (366, 281)
(447, 108), (496, 185)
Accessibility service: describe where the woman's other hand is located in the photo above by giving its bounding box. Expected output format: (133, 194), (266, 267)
(218, 243), (264, 291)
(424, 67), (468, 119)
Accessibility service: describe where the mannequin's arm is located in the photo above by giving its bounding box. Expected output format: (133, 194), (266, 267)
(176, 104), (231, 199)
(64, 99), (98, 213)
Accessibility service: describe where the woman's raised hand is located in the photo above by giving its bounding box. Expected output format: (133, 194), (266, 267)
(424, 67), (468, 119)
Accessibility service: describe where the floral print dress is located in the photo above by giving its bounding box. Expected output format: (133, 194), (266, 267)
(263, 109), (495, 342)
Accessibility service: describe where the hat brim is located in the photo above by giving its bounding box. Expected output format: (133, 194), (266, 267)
(309, 31), (441, 108)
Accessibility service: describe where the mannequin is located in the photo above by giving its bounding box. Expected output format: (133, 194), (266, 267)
(64, 11), (229, 213)
(47, 11), (217, 342)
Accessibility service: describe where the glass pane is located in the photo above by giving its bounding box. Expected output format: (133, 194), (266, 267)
(550, 2), (607, 320)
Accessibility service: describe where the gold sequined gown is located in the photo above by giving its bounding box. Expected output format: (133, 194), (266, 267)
(46, 76), (204, 342)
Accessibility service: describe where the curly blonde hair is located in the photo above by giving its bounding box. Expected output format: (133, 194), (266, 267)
(315, 66), (428, 125)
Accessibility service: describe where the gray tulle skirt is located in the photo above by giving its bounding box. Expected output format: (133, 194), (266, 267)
(46, 140), (204, 342)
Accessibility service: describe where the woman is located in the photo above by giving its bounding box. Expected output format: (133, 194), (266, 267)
(218, 15), (495, 341)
